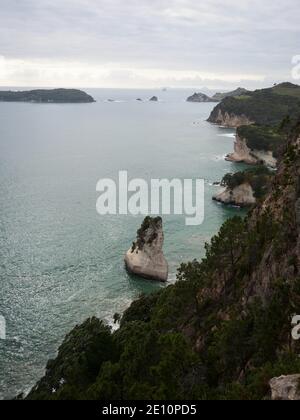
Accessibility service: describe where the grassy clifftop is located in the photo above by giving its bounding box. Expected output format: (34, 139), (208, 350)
(208, 83), (300, 126)
(26, 122), (300, 401)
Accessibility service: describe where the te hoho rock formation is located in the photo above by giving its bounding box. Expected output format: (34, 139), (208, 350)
(125, 216), (168, 282)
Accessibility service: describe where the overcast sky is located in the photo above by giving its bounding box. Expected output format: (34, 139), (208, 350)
(0, 0), (299, 89)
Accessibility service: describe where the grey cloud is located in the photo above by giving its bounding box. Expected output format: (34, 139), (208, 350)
(0, 0), (299, 87)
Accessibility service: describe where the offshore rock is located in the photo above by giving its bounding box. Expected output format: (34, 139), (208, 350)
(125, 216), (168, 282)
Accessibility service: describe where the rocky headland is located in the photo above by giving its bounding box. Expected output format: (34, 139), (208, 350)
(208, 83), (300, 171)
(226, 132), (278, 168)
(208, 83), (300, 127)
(213, 183), (256, 207)
(213, 167), (273, 207)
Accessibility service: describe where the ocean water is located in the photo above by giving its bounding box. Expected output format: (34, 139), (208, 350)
(0, 88), (242, 399)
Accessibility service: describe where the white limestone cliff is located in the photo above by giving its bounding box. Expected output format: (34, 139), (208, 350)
(226, 134), (277, 168)
(210, 109), (254, 127)
(213, 183), (256, 207)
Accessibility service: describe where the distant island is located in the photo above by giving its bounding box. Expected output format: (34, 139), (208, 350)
(187, 92), (218, 103)
(187, 88), (249, 103)
(0, 89), (95, 103)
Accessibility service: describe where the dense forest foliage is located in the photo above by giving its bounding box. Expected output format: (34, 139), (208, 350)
(237, 125), (286, 158)
(221, 167), (274, 200)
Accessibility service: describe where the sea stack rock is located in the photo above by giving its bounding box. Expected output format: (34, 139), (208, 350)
(149, 96), (158, 102)
(125, 216), (168, 282)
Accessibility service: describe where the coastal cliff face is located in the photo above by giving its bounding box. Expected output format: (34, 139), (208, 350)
(208, 108), (254, 127)
(213, 183), (256, 207)
(125, 216), (168, 282)
(212, 87), (249, 102)
(26, 123), (300, 401)
(226, 134), (277, 168)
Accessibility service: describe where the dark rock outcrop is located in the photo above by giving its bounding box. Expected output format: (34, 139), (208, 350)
(187, 92), (218, 103)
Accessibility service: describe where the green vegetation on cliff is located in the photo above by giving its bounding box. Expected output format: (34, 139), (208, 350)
(237, 125), (286, 159)
(221, 166), (274, 200)
(208, 83), (300, 126)
(212, 87), (249, 101)
(209, 83), (300, 161)
(0, 89), (95, 103)
(26, 122), (300, 401)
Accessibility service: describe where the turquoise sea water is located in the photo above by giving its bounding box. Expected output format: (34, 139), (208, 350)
(0, 88), (242, 399)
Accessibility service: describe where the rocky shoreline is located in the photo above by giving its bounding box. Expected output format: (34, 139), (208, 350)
(213, 183), (256, 207)
(226, 134), (277, 168)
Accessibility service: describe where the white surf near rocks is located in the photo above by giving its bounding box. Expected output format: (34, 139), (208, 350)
(125, 216), (168, 282)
